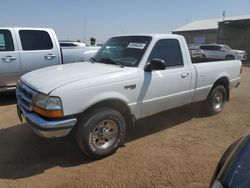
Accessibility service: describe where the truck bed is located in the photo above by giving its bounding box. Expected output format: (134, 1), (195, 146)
(191, 60), (241, 102)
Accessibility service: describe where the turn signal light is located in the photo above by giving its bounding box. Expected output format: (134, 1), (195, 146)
(34, 105), (63, 118)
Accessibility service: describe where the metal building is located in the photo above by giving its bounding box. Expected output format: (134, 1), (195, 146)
(218, 18), (250, 59)
(173, 15), (250, 57)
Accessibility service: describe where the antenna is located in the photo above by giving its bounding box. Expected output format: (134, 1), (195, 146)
(223, 11), (226, 21)
(83, 16), (87, 43)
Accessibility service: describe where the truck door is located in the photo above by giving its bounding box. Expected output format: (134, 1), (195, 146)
(213, 46), (225, 59)
(140, 39), (192, 117)
(205, 46), (217, 59)
(14, 28), (61, 75)
(0, 28), (21, 88)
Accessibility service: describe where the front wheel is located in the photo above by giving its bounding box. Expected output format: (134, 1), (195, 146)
(76, 107), (126, 159)
(205, 85), (226, 115)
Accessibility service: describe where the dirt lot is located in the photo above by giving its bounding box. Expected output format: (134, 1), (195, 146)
(0, 67), (250, 188)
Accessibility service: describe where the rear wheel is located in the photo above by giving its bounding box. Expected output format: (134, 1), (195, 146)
(205, 85), (226, 115)
(76, 107), (126, 159)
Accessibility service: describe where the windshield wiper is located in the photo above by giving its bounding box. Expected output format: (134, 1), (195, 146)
(99, 58), (124, 68)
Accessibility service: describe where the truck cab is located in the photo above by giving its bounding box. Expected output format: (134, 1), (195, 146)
(0, 27), (62, 91)
(137, 35), (195, 117)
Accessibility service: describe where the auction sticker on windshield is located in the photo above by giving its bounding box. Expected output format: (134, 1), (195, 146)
(127, 43), (146, 49)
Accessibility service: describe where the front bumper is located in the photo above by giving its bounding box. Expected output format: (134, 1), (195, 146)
(237, 55), (248, 61)
(17, 105), (77, 138)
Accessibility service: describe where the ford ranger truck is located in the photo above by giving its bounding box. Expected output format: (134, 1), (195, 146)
(16, 34), (242, 159)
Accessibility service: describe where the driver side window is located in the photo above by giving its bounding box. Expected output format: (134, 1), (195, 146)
(214, 46), (222, 51)
(148, 39), (183, 67)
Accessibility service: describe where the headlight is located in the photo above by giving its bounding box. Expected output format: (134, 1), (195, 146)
(33, 93), (63, 118)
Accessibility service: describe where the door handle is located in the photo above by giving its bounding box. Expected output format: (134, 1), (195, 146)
(45, 54), (56, 60)
(124, 84), (136, 89)
(2, 56), (16, 63)
(181, 73), (189, 78)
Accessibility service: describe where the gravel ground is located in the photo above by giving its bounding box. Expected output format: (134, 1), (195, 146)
(0, 67), (249, 188)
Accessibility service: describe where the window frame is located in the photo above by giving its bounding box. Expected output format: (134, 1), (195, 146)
(147, 39), (184, 70)
(201, 45), (217, 51)
(214, 46), (222, 51)
(19, 30), (53, 51)
(0, 29), (15, 52)
(94, 36), (152, 67)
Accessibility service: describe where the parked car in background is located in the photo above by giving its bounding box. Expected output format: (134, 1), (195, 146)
(59, 41), (86, 48)
(200, 44), (247, 61)
(16, 34), (242, 159)
(0, 27), (99, 92)
(210, 134), (250, 188)
(60, 41), (100, 64)
(188, 45), (204, 59)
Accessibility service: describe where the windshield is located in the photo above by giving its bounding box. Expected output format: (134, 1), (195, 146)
(93, 36), (152, 67)
(223, 45), (232, 50)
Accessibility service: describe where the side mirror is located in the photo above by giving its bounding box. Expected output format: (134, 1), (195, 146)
(144, 58), (166, 72)
(210, 135), (250, 188)
(220, 48), (225, 51)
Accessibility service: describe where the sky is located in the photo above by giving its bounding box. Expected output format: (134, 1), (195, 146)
(1, 0), (250, 43)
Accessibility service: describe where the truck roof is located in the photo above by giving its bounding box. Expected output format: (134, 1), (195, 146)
(0, 27), (53, 30)
(112, 33), (183, 39)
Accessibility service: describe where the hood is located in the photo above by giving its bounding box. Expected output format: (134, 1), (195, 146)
(21, 62), (125, 94)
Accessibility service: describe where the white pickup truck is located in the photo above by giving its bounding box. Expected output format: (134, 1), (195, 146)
(60, 41), (100, 64)
(0, 27), (99, 91)
(16, 34), (242, 159)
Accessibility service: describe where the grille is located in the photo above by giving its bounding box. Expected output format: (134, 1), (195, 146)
(16, 80), (37, 111)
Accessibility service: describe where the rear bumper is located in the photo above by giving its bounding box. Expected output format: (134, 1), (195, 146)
(17, 105), (77, 138)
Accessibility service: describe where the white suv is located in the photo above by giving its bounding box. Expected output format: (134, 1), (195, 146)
(200, 44), (247, 61)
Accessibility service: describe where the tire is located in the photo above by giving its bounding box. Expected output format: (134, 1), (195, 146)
(225, 55), (235, 60)
(205, 85), (226, 115)
(76, 107), (126, 159)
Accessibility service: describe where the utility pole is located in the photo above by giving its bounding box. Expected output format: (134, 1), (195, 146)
(83, 16), (87, 43)
(223, 11), (226, 21)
